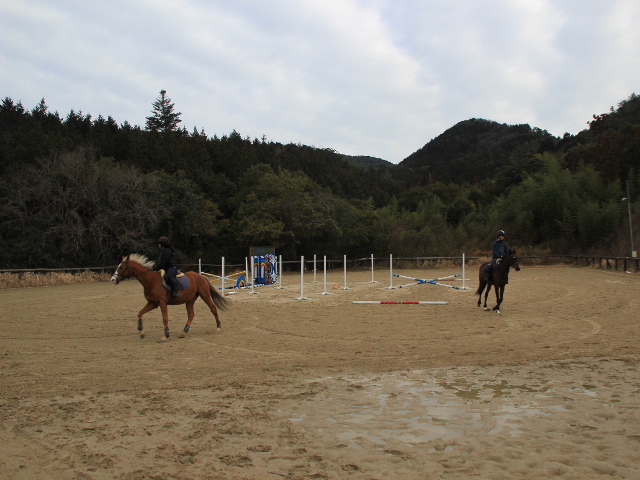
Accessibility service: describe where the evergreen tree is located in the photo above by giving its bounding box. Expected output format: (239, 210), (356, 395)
(145, 90), (182, 132)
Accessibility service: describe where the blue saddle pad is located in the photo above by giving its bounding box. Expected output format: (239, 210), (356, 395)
(163, 275), (190, 291)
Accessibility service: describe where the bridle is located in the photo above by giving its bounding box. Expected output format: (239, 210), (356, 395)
(111, 259), (153, 284)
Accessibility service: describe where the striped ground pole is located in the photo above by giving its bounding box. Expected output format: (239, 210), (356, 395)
(352, 301), (448, 305)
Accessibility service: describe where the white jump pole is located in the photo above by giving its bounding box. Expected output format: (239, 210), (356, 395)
(248, 256), (258, 294)
(369, 254), (378, 283)
(385, 254), (398, 289)
(318, 255), (333, 295)
(462, 253), (466, 290)
(342, 254), (351, 289)
(275, 254), (286, 289)
(221, 256), (225, 293)
(297, 256), (311, 300)
(199, 258), (202, 274)
(393, 273), (465, 289)
(313, 254), (319, 283)
(458, 253), (471, 289)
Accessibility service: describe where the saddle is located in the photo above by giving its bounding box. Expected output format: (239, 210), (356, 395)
(159, 269), (190, 291)
(482, 258), (502, 282)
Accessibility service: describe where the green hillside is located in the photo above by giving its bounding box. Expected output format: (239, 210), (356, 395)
(396, 119), (557, 185)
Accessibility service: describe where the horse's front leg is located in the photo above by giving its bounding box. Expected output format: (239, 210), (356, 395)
(159, 303), (170, 342)
(493, 286), (504, 313)
(137, 301), (158, 339)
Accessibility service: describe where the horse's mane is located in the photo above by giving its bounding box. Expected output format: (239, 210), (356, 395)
(128, 254), (155, 270)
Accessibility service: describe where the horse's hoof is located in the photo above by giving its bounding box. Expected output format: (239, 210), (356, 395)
(216, 327), (221, 332)
(160, 336), (167, 342)
(484, 307), (490, 311)
(178, 333), (185, 338)
(140, 333), (145, 339)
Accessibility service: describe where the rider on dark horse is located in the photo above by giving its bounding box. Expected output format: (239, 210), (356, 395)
(482, 230), (508, 282)
(155, 236), (181, 299)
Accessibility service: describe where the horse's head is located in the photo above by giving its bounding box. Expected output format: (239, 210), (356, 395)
(508, 249), (521, 272)
(111, 255), (132, 285)
(111, 254), (155, 285)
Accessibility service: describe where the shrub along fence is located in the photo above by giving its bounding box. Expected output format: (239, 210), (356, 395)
(517, 255), (640, 272)
(1, 266), (116, 275)
(1, 255), (638, 282)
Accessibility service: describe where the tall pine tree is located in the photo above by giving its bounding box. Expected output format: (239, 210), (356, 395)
(145, 90), (182, 132)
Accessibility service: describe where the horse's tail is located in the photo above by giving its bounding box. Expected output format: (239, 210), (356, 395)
(475, 282), (484, 296)
(205, 277), (229, 311)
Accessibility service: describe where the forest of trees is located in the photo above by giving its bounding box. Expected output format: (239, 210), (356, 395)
(0, 91), (638, 268)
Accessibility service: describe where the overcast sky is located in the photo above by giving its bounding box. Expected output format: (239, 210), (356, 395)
(2, 0), (638, 163)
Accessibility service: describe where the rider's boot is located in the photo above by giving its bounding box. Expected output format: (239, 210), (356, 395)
(168, 276), (181, 299)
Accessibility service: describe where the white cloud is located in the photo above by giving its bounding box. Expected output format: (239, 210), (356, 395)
(1, 0), (638, 162)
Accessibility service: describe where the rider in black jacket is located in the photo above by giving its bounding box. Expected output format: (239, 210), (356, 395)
(483, 230), (508, 281)
(154, 236), (181, 298)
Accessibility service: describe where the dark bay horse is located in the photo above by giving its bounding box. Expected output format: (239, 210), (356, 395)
(111, 254), (228, 341)
(476, 249), (520, 314)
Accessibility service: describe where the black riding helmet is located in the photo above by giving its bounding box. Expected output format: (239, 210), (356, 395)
(158, 236), (170, 247)
(496, 230), (505, 238)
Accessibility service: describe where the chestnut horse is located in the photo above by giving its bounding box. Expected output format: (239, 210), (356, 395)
(475, 249), (520, 314)
(111, 254), (228, 341)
